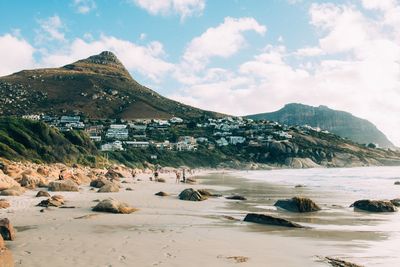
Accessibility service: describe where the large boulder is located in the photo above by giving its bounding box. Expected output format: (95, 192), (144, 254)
(48, 180), (79, 192)
(244, 213), (304, 228)
(0, 186), (24, 196)
(92, 198), (138, 214)
(18, 170), (44, 189)
(97, 183), (119, 193)
(37, 198), (63, 208)
(178, 188), (207, 201)
(90, 177), (110, 188)
(0, 235), (14, 267)
(36, 191), (51, 198)
(0, 218), (16, 241)
(351, 199), (397, 212)
(274, 197), (321, 212)
(0, 172), (19, 191)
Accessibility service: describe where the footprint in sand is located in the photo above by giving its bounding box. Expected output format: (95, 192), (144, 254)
(119, 255), (127, 261)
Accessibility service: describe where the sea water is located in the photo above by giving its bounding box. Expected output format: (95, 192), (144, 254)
(211, 167), (400, 266)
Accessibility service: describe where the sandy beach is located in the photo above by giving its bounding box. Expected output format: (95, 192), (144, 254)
(1, 167), (400, 266)
(0, 169), (327, 267)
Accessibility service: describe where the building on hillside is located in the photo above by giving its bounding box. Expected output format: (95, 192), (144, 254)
(178, 136), (196, 145)
(106, 128), (129, 140)
(101, 141), (124, 151)
(129, 124), (147, 131)
(216, 137), (228, 146)
(90, 136), (102, 142)
(124, 141), (150, 148)
(175, 142), (197, 151)
(229, 136), (246, 145)
(169, 117), (183, 123)
(60, 116), (80, 124)
(110, 124), (127, 129)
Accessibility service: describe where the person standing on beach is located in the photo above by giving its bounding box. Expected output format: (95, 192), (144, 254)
(175, 171), (180, 183)
(182, 169), (186, 183)
(154, 169), (159, 182)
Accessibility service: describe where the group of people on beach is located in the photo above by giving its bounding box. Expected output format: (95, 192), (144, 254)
(152, 168), (192, 183)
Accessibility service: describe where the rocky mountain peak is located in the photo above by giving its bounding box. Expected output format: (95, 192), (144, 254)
(82, 51), (122, 66)
(62, 51), (130, 77)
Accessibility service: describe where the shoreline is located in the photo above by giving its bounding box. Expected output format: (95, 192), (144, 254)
(1, 164), (399, 266)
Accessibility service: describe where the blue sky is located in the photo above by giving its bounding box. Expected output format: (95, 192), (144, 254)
(1, 0), (400, 146)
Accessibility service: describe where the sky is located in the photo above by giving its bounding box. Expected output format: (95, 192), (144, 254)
(1, 0), (400, 146)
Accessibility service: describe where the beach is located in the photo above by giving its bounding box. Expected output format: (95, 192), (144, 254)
(1, 167), (400, 266)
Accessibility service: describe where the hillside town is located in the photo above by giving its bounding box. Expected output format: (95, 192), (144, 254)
(21, 114), (337, 153)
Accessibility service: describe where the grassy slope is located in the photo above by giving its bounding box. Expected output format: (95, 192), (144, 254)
(0, 117), (98, 165)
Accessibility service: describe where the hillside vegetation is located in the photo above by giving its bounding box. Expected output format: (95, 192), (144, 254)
(0, 117), (97, 164)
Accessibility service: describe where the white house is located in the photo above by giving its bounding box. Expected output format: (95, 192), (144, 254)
(216, 138), (228, 146)
(101, 141), (124, 151)
(229, 136), (246, 145)
(169, 117), (183, 123)
(110, 124), (127, 129)
(124, 141), (150, 148)
(90, 136), (102, 142)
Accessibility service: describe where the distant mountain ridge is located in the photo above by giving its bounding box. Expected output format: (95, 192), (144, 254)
(0, 51), (222, 120)
(247, 103), (394, 148)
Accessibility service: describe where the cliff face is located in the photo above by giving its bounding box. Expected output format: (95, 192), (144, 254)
(248, 103), (395, 148)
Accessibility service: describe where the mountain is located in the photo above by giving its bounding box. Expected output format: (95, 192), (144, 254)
(0, 51), (221, 120)
(247, 103), (394, 148)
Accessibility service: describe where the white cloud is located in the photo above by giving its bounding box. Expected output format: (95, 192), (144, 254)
(171, 2), (400, 146)
(0, 34), (36, 76)
(180, 17), (266, 75)
(294, 46), (324, 57)
(72, 0), (96, 14)
(310, 3), (371, 53)
(36, 15), (66, 43)
(133, 0), (205, 20)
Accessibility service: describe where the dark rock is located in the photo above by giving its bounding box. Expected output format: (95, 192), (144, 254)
(351, 199), (397, 212)
(178, 188), (207, 201)
(226, 195), (247, 201)
(244, 213), (304, 228)
(0, 218), (16, 241)
(274, 197), (321, 212)
(155, 191), (169, 196)
(325, 257), (364, 267)
(36, 190), (51, 198)
(390, 198), (400, 207)
(125, 187), (133, 191)
(155, 178), (166, 183)
(394, 181), (400, 185)
(36, 198), (63, 208)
